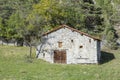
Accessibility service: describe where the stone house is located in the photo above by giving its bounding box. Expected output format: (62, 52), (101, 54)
(36, 25), (101, 64)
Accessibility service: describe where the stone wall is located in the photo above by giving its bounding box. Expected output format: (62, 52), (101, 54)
(0, 38), (17, 46)
(0, 37), (27, 46)
(37, 27), (101, 64)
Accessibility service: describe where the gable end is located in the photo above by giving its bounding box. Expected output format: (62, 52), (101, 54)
(43, 25), (101, 41)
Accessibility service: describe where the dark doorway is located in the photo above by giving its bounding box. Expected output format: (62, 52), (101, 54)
(54, 50), (66, 64)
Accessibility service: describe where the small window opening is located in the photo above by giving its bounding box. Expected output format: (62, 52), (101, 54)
(72, 30), (75, 32)
(43, 53), (45, 58)
(58, 42), (62, 48)
(81, 34), (83, 36)
(71, 39), (73, 43)
(80, 45), (83, 48)
(89, 39), (91, 43)
(94, 39), (96, 41)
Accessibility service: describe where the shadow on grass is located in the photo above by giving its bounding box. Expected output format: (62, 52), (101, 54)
(100, 51), (115, 64)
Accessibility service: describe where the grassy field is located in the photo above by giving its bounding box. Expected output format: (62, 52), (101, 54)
(0, 45), (120, 80)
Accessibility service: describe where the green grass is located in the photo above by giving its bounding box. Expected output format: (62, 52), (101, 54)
(0, 45), (120, 80)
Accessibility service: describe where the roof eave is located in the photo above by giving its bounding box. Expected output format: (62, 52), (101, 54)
(42, 25), (101, 41)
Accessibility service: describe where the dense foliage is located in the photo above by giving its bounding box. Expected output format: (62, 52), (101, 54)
(0, 0), (119, 49)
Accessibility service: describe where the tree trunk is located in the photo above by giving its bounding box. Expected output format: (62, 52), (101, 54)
(1, 40), (3, 45)
(29, 44), (32, 58)
(14, 41), (16, 46)
(36, 43), (43, 58)
(7, 40), (8, 45)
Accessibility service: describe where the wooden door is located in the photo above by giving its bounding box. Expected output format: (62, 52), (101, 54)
(61, 50), (66, 63)
(54, 50), (66, 64)
(54, 50), (61, 63)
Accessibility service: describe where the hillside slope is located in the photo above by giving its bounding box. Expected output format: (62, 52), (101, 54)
(0, 45), (120, 80)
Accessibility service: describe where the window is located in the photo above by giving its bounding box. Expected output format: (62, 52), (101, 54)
(58, 42), (62, 48)
(81, 34), (83, 36)
(89, 39), (91, 43)
(80, 45), (83, 48)
(43, 53), (45, 58)
(71, 39), (73, 43)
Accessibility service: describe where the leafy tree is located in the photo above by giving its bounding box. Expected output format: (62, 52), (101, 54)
(5, 0), (40, 57)
(0, 0), (119, 51)
(23, 15), (45, 58)
(0, 17), (4, 37)
(7, 12), (25, 45)
(0, 17), (7, 44)
(106, 29), (118, 49)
